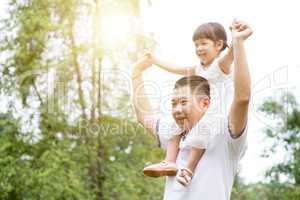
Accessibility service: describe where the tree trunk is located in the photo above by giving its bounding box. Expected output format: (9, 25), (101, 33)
(68, 22), (87, 120)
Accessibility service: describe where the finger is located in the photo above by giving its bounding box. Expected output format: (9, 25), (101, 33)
(239, 21), (249, 28)
(233, 19), (240, 25)
(143, 52), (150, 59)
(179, 172), (185, 177)
(184, 176), (188, 183)
(231, 20), (241, 30)
(232, 18), (238, 25)
(239, 24), (247, 31)
(234, 24), (242, 30)
(238, 26), (245, 32)
(247, 28), (253, 35)
(230, 25), (239, 32)
(242, 24), (252, 33)
(243, 29), (253, 38)
(141, 50), (149, 57)
(235, 20), (249, 29)
(233, 20), (241, 27)
(237, 22), (250, 32)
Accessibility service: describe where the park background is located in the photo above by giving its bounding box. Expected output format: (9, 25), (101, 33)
(0, 0), (299, 199)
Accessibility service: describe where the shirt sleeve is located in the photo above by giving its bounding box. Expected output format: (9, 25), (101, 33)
(226, 119), (248, 161)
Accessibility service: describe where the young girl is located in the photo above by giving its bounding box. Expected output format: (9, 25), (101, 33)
(143, 20), (248, 186)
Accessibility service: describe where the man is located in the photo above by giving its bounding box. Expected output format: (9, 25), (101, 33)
(132, 21), (252, 200)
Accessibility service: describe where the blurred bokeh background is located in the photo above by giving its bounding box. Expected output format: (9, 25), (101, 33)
(0, 0), (299, 199)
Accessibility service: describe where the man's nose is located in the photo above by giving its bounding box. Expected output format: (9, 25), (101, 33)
(196, 45), (203, 51)
(173, 104), (183, 114)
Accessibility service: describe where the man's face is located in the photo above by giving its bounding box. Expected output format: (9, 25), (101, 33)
(194, 38), (223, 67)
(171, 86), (210, 131)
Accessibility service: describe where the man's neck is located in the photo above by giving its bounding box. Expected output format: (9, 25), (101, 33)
(187, 113), (206, 132)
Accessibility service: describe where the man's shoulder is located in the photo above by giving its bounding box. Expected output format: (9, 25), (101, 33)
(201, 114), (229, 134)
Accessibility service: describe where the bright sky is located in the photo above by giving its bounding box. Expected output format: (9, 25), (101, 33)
(140, 0), (300, 183)
(1, 0), (300, 184)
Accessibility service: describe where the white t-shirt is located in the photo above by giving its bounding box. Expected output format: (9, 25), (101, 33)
(156, 115), (248, 200)
(164, 60), (234, 149)
(195, 59), (233, 116)
(195, 59), (230, 83)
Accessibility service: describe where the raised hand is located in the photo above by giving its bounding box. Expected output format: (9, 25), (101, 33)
(230, 20), (253, 41)
(143, 50), (156, 64)
(132, 52), (153, 79)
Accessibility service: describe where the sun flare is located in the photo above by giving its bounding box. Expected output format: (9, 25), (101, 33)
(100, 12), (133, 48)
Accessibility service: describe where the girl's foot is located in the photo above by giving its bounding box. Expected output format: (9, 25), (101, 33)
(143, 161), (177, 177)
(176, 167), (194, 186)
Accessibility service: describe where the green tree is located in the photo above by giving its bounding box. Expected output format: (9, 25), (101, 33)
(231, 175), (260, 200)
(0, 0), (162, 199)
(230, 91), (300, 200)
(0, 113), (94, 200)
(258, 91), (300, 200)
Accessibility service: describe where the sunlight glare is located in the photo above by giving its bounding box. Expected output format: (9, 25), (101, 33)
(100, 12), (132, 48)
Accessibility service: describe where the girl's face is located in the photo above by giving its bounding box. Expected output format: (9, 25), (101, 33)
(194, 38), (223, 67)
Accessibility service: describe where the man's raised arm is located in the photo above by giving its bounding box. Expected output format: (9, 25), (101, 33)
(132, 55), (159, 138)
(229, 21), (253, 137)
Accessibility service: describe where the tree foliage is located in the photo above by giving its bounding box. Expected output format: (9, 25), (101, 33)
(231, 92), (300, 200)
(0, 0), (162, 199)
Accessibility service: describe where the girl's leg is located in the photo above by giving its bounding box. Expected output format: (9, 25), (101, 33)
(186, 147), (205, 172)
(143, 135), (181, 177)
(176, 147), (205, 186)
(165, 135), (181, 163)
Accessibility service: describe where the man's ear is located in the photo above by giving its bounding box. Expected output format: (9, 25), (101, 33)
(202, 97), (210, 110)
(196, 96), (210, 111)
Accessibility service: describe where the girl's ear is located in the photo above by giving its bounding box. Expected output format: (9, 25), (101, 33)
(216, 40), (224, 51)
